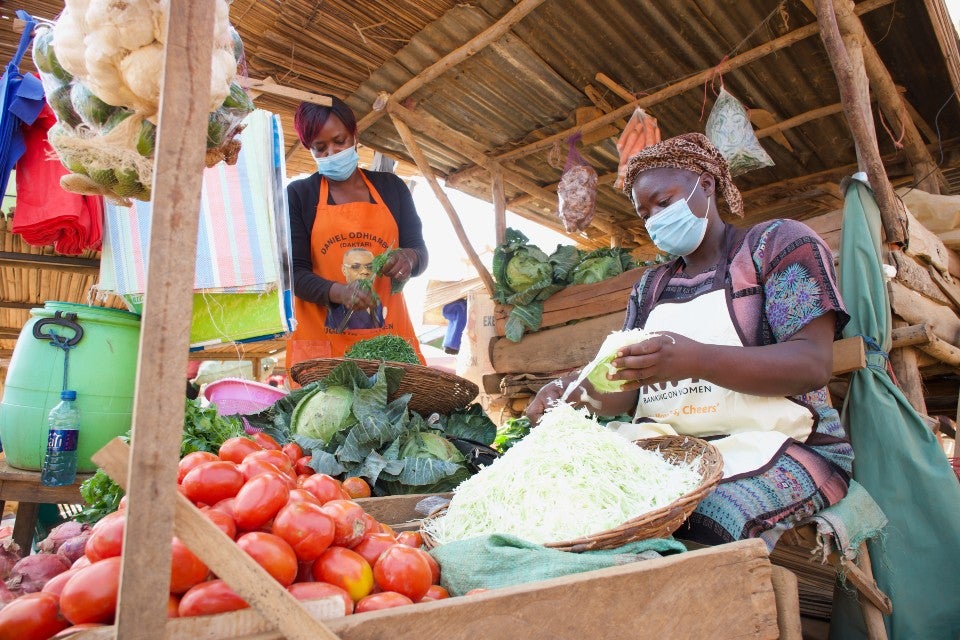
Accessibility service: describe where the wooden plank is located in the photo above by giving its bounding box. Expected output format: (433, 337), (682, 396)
(0, 251), (100, 275)
(356, 0), (547, 131)
(482, 373), (505, 395)
(11, 501), (38, 554)
(390, 115), (496, 296)
(491, 312), (623, 374)
(354, 493), (451, 527)
(594, 72), (635, 103)
(889, 251), (951, 305)
(321, 540), (778, 640)
(495, 267), (645, 322)
(905, 212), (951, 275)
(832, 337), (866, 375)
(93, 439), (340, 640)
(891, 323), (933, 348)
(923, 0), (960, 113)
(803, 209), (843, 237)
(236, 77), (332, 106)
(115, 1), (216, 635)
(490, 165), (506, 247)
(0, 457), (89, 504)
(496, 288), (629, 336)
(888, 280), (960, 345)
(770, 566), (803, 640)
(889, 320), (928, 414)
(927, 264), (960, 309)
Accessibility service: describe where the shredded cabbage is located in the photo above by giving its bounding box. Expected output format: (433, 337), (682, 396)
(423, 402), (702, 546)
(563, 328), (658, 399)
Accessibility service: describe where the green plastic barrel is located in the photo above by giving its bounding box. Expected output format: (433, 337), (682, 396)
(0, 302), (141, 472)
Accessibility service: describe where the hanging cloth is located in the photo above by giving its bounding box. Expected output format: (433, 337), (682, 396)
(286, 172), (424, 366)
(13, 101), (103, 254)
(0, 11), (45, 202)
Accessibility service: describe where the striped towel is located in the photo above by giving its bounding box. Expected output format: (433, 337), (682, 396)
(99, 110), (282, 295)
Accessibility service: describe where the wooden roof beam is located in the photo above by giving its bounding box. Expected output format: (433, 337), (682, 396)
(922, 0), (960, 104)
(356, 0), (548, 132)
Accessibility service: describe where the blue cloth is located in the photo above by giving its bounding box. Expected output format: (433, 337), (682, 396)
(800, 479), (886, 560)
(0, 12), (44, 201)
(830, 177), (960, 640)
(441, 298), (467, 352)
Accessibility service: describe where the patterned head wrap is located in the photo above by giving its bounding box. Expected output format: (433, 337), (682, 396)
(621, 133), (743, 218)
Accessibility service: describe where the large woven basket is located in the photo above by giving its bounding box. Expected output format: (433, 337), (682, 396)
(421, 435), (724, 552)
(289, 357), (479, 416)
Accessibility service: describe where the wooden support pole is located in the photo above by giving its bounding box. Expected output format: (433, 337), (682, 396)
(94, 440), (340, 640)
(390, 114), (497, 296)
(115, 1), (214, 636)
(491, 165), (507, 246)
(594, 72), (636, 104)
(357, 0), (547, 132)
(814, 0), (907, 246)
(890, 319), (929, 414)
(831, 0), (944, 193)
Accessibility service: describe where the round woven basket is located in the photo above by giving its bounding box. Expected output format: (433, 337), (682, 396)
(289, 357), (479, 416)
(421, 435), (724, 552)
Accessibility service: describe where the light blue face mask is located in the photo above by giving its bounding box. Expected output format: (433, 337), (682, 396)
(644, 180), (710, 256)
(314, 145), (359, 181)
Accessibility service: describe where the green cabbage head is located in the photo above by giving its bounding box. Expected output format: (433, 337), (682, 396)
(292, 386), (355, 444)
(505, 247), (552, 293)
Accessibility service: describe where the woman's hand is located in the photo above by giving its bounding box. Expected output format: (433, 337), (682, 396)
(330, 281), (377, 311)
(609, 332), (701, 391)
(379, 248), (418, 283)
(524, 379), (566, 424)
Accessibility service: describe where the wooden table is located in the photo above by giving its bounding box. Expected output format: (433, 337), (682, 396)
(0, 455), (90, 552)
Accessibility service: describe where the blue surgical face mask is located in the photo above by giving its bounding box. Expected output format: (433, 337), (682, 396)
(644, 180), (710, 256)
(314, 145), (359, 181)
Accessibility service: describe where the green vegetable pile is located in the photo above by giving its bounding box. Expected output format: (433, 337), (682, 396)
(372, 248), (408, 294)
(493, 416), (531, 453)
(246, 361), (499, 496)
(493, 229), (639, 341)
(75, 399), (248, 524)
(346, 335), (420, 364)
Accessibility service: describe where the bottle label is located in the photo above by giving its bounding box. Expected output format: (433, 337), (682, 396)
(47, 429), (79, 452)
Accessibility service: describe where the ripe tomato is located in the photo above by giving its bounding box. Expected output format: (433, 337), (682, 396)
(271, 502), (335, 562)
(177, 451), (219, 483)
(281, 442), (303, 464)
(117, 495), (128, 510)
(181, 461), (245, 506)
(301, 474), (344, 505)
(52, 624), (107, 638)
(341, 477), (371, 499)
(355, 591), (413, 613)
(233, 473), (290, 531)
(396, 531), (423, 548)
(85, 511), (126, 561)
(294, 455), (315, 476)
(167, 594), (181, 617)
(71, 556), (91, 570)
(287, 582), (354, 615)
(311, 547), (374, 602)
(170, 537), (209, 594)
(423, 552), (440, 585)
(201, 507), (237, 540)
(238, 458), (284, 483)
(465, 588), (489, 595)
(59, 556), (122, 624)
(244, 449), (296, 477)
(352, 532), (397, 567)
(178, 580), (248, 617)
(320, 500), (367, 548)
(251, 431), (282, 451)
(211, 497), (237, 520)
(41, 568), (79, 597)
(0, 591), (69, 640)
(218, 437), (262, 464)
(287, 488), (321, 506)
(372, 545), (433, 602)
(235, 532), (298, 586)
(420, 584), (449, 601)
(380, 523), (396, 537)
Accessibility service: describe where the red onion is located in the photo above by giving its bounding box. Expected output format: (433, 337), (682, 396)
(56, 534), (92, 565)
(5, 553), (71, 594)
(0, 581), (16, 609)
(0, 539), (22, 581)
(37, 521), (90, 554)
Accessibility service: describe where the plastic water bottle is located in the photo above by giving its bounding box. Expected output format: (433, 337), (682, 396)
(40, 390), (80, 486)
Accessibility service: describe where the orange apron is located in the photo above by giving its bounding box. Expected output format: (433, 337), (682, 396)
(286, 173), (425, 368)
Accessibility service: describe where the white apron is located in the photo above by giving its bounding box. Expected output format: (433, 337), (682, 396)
(630, 237), (814, 479)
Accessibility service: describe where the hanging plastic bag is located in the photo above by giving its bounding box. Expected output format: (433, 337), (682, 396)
(614, 107), (660, 189)
(705, 87), (774, 176)
(557, 133), (598, 233)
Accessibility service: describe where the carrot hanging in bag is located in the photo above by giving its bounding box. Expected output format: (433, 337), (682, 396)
(614, 107), (661, 189)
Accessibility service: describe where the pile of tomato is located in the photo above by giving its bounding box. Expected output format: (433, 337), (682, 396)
(0, 433), (452, 640)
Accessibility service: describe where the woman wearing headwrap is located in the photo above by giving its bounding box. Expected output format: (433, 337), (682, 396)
(527, 133), (852, 549)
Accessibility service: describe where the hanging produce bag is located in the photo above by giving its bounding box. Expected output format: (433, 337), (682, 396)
(704, 87), (774, 176)
(99, 110), (294, 347)
(614, 107), (660, 189)
(557, 133), (598, 233)
(30, 0), (253, 205)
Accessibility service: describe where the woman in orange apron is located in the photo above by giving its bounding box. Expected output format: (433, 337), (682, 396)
(286, 97), (426, 368)
(527, 134), (852, 550)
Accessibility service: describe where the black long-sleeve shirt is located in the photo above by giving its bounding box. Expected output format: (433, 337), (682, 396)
(287, 170), (428, 306)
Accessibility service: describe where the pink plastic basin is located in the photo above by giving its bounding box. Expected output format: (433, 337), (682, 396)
(203, 378), (287, 416)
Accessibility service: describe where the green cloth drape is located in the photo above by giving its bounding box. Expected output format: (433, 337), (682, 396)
(830, 177), (960, 639)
